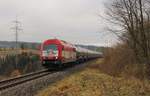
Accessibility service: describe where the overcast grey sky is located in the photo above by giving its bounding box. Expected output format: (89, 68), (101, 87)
(0, 0), (118, 46)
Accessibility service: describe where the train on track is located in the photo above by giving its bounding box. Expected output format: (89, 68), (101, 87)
(40, 39), (102, 68)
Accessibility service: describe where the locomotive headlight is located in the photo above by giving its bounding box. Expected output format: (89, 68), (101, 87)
(55, 56), (58, 59)
(42, 51), (49, 57)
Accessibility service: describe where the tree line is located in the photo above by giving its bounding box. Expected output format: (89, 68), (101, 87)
(103, 0), (150, 78)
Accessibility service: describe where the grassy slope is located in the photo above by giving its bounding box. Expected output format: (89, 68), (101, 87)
(36, 59), (150, 96)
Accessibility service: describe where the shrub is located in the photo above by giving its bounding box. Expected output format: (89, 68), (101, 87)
(99, 44), (147, 79)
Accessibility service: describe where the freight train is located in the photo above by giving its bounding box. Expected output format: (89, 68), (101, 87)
(40, 39), (102, 68)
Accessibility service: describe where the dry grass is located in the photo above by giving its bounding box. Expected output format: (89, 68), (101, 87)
(36, 59), (150, 96)
(0, 49), (39, 56)
(10, 69), (21, 77)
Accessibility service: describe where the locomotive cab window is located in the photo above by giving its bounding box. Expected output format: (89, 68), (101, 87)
(43, 44), (57, 51)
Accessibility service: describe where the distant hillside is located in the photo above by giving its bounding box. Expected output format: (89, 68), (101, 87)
(0, 41), (105, 52)
(0, 41), (40, 49)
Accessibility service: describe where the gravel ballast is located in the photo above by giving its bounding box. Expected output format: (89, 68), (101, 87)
(0, 62), (88, 96)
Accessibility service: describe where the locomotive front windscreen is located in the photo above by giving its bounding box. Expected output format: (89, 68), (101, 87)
(43, 44), (58, 57)
(44, 44), (57, 51)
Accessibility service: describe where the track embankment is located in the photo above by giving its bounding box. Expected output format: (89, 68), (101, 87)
(37, 59), (150, 96)
(0, 60), (91, 96)
(0, 69), (50, 91)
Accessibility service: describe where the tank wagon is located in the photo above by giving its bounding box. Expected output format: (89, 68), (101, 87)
(40, 39), (102, 68)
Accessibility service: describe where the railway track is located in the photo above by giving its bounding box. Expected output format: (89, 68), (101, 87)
(0, 59), (98, 96)
(0, 69), (51, 91)
(0, 59), (99, 92)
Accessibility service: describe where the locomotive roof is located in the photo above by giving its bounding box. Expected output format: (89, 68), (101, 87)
(43, 39), (102, 54)
(43, 39), (75, 48)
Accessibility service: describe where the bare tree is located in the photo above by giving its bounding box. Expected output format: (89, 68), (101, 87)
(105, 0), (150, 65)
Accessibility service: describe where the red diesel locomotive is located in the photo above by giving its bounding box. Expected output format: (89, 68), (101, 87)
(40, 39), (76, 67)
(40, 39), (102, 67)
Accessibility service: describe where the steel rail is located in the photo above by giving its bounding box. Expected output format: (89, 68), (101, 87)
(0, 69), (51, 90)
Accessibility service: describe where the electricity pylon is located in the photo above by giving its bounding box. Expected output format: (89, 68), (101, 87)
(11, 17), (23, 68)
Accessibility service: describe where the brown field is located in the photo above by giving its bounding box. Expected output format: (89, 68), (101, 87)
(36, 59), (150, 96)
(0, 49), (39, 58)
